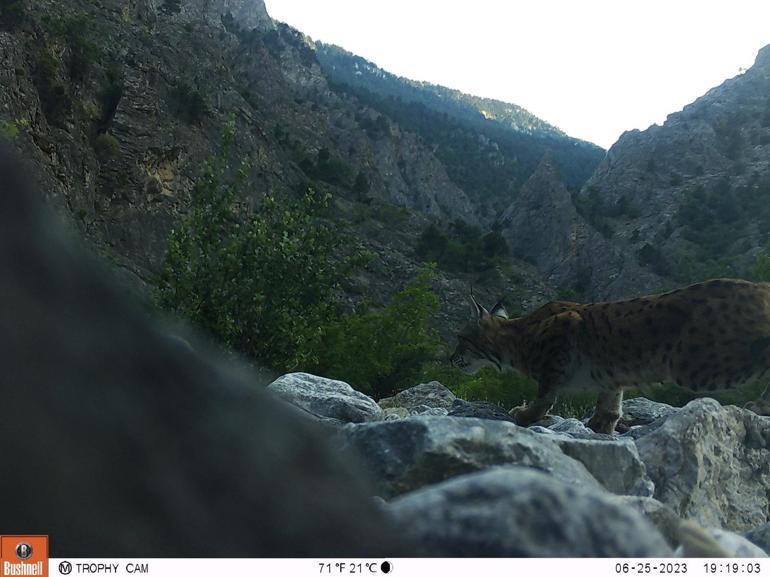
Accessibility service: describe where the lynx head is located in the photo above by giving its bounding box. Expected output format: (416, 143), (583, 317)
(450, 293), (508, 373)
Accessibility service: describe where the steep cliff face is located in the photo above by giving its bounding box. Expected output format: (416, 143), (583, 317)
(0, 0), (479, 296)
(578, 45), (770, 285)
(501, 157), (661, 298)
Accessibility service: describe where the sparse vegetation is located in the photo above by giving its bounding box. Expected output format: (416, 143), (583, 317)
(156, 120), (442, 394)
(93, 133), (120, 160)
(416, 221), (510, 273)
(0, 119), (18, 141)
(169, 82), (208, 124)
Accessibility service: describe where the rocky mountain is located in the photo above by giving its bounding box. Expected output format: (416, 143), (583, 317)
(500, 155), (662, 298)
(574, 45), (770, 288)
(316, 43), (605, 215)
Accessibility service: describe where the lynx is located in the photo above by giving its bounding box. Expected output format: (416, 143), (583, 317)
(450, 279), (770, 434)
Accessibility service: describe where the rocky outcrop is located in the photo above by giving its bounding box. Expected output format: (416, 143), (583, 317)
(500, 156), (662, 298)
(636, 398), (770, 532)
(551, 437), (653, 496)
(576, 44), (770, 287)
(336, 416), (603, 498)
(268, 372), (383, 423)
(387, 467), (673, 557)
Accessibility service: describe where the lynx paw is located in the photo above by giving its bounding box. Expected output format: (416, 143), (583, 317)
(587, 412), (620, 435)
(509, 404), (538, 427)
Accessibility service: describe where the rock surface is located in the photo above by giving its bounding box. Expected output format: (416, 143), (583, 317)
(378, 381), (456, 412)
(744, 522), (770, 556)
(336, 416), (602, 498)
(551, 437), (653, 496)
(447, 399), (517, 422)
(387, 467), (673, 557)
(268, 373), (382, 423)
(636, 398), (770, 532)
(619, 397), (679, 428)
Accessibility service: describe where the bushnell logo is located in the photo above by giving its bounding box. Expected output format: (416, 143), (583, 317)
(15, 542), (33, 560)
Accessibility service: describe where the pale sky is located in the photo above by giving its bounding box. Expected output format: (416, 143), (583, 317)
(264, 0), (770, 149)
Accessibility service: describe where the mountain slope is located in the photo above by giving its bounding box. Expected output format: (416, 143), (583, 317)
(575, 45), (770, 286)
(316, 43), (605, 217)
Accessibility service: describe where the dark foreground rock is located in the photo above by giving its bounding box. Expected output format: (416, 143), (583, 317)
(0, 148), (407, 557)
(336, 416), (602, 498)
(387, 467), (673, 557)
(636, 398), (770, 532)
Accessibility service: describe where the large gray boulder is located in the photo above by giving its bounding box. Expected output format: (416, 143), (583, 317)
(336, 416), (602, 498)
(636, 398), (770, 532)
(0, 148), (406, 557)
(379, 381), (456, 412)
(620, 397), (678, 428)
(387, 467), (673, 557)
(268, 373), (382, 423)
(552, 437), (654, 496)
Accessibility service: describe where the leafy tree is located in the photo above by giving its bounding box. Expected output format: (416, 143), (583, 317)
(155, 119), (356, 370)
(313, 268), (443, 399)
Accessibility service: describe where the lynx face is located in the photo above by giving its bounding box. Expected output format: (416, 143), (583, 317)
(450, 295), (509, 373)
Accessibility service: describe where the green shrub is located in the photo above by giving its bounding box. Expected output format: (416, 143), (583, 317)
(155, 118), (356, 371)
(33, 51), (72, 127)
(93, 132), (120, 160)
(313, 269), (443, 399)
(416, 220), (509, 273)
(169, 83), (208, 124)
(0, 119), (18, 140)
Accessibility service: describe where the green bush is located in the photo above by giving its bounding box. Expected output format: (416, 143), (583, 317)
(155, 119), (356, 371)
(93, 132), (120, 160)
(416, 221), (509, 273)
(313, 269), (443, 399)
(0, 119), (18, 140)
(169, 83), (208, 124)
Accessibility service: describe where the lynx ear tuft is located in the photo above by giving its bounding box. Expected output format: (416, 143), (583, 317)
(469, 290), (488, 319)
(490, 301), (509, 319)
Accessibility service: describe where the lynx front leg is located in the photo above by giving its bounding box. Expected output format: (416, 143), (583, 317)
(745, 382), (770, 416)
(510, 386), (557, 427)
(587, 389), (624, 434)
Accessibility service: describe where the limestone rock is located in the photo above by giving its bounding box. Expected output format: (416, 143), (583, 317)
(387, 467), (673, 557)
(378, 382), (456, 412)
(268, 372), (382, 423)
(619, 397), (678, 429)
(636, 398), (770, 532)
(336, 416), (602, 498)
(448, 399), (516, 422)
(552, 437), (654, 496)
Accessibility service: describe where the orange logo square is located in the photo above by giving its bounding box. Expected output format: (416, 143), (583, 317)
(0, 536), (48, 577)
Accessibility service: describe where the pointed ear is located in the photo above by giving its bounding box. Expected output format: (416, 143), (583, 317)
(469, 291), (488, 319)
(490, 301), (509, 319)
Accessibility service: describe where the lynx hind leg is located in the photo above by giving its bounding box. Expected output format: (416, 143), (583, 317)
(510, 387), (557, 427)
(587, 389), (624, 435)
(745, 382), (770, 416)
